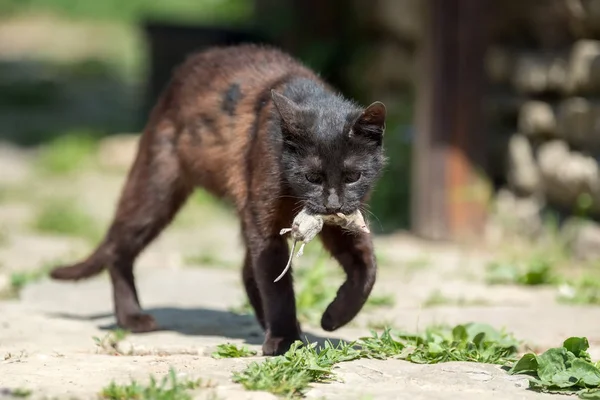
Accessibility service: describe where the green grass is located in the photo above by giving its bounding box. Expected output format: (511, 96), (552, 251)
(422, 289), (491, 308)
(100, 368), (216, 400)
(34, 132), (100, 176)
(558, 275), (600, 305)
(367, 94), (414, 233)
(211, 343), (257, 359)
(365, 293), (395, 309)
(485, 254), (558, 286)
(2, 261), (56, 298)
(294, 257), (338, 325)
(509, 337), (600, 398)
(366, 318), (397, 330)
(0, 0), (252, 24)
(183, 251), (235, 269)
(229, 254), (395, 326)
(233, 340), (362, 398)
(93, 329), (130, 355)
(233, 323), (520, 397)
(32, 198), (102, 243)
(5, 388), (32, 398)
(397, 323), (519, 365)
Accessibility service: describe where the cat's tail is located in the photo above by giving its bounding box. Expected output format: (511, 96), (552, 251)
(50, 241), (113, 281)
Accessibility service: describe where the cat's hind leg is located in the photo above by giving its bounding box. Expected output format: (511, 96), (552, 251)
(50, 122), (193, 333)
(318, 224), (377, 331)
(242, 250), (266, 329)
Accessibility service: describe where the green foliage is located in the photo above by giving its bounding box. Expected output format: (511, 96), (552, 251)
(421, 290), (490, 308)
(34, 132), (99, 175)
(367, 94), (414, 233)
(232, 340), (361, 398)
(399, 323), (519, 365)
(294, 258), (338, 325)
(100, 368), (214, 400)
(365, 293), (395, 309)
(509, 337), (600, 398)
(485, 255), (557, 286)
(93, 329), (130, 355)
(0, 0), (252, 24)
(230, 255), (395, 326)
(5, 261), (55, 298)
(558, 275), (600, 305)
(32, 198), (101, 243)
(211, 343), (257, 359)
(358, 328), (405, 359)
(6, 388), (32, 398)
(183, 251), (234, 269)
(233, 323), (519, 397)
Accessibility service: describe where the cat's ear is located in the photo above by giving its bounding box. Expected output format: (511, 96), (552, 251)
(351, 101), (386, 142)
(271, 90), (304, 130)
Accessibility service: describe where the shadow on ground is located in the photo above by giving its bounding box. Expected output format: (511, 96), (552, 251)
(48, 306), (345, 347)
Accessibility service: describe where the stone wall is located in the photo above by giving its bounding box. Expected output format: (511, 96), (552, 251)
(486, 0), (600, 259)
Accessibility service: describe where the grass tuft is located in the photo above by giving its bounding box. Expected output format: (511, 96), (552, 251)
(212, 343), (257, 359)
(32, 198), (101, 243)
(232, 323), (520, 397)
(34, 132), (99, 176)
(100, 368), (215, 400)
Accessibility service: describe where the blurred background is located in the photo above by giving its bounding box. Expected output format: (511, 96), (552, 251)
(2, 0), (600, 304)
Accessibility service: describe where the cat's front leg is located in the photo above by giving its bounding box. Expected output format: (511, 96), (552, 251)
(245, 230), (301, 355)
(318, 223), (377, 331)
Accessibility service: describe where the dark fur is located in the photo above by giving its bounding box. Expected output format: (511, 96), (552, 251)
(50, 44), (387, 356)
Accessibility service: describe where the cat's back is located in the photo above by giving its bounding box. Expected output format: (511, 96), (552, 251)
(170, 44), (320, 111)
(166, 44), (321, 204)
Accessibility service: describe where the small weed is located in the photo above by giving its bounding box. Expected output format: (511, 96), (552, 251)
(35, 132), (99, 176)
(189, 189), (221, 208)
(398, 323), (519, 365)
(212, 343), (257, 359)
(93, 329), (130, 355)
(230, 256), (398, 326)
(233, 323), (520, 397)
(509, 337), (600, 398)
(3, 263), (54, 298)
(358, 328), (406, 359)
(32, 199), (101, 243)
(228, 297), (254, 316)
(3, 350), (28, 363)
(366, 319), (396, 330)
(422, 290), (491, 308)
(183, 252), (234, 269)
(486, 255), (557, 286)
(233, 340), (361, 397)
(100, 368), (215, 400)
(293, 258), (337, 326)
(7, 388), (31, 398)
(365, 293), (395, 309)
(557, 275), (600, 305)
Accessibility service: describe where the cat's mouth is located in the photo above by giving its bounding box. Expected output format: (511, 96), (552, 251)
(305, 203), (357, 216)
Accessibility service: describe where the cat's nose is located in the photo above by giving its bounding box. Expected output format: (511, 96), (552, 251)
(326, 192), (341, 214)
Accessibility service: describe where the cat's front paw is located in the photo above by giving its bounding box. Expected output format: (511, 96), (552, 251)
(262, 331), (301, 356)
(118, 313), (158, 333)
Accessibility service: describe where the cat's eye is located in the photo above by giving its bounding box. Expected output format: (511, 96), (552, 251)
(305, 173), (323, 185)
(345, 172), (361, 184)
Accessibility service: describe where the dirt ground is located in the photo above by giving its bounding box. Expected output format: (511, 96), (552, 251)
(1, 139), (600, 400)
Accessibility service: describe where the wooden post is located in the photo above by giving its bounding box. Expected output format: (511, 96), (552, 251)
(411, 0), (490, 241)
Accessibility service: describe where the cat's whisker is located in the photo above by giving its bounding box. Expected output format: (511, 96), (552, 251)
(360, 205), (383, 231)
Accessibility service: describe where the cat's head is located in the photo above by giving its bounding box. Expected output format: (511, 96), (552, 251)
(271, 88), (387, 216)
